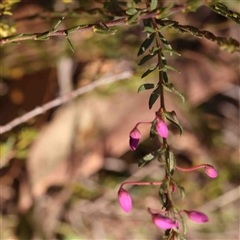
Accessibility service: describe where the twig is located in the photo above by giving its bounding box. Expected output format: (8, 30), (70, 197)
(0, 12), (158, 45)
(157, 19), (240, 53)
(0, 71), (133, 135)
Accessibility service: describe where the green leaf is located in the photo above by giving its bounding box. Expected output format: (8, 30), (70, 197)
(138, 151), (157, 167)
(138, 83), (156, 92)
(127, 11), (140, 25)
(162, 71), (168, 83)
(93, 25), (117, 35)
(141, 65), (158, 78)
(143, 26), (156, 33)
(158, 23), (175, 32)
(168, 151), (176, 175)
(126, 8), (138, 15)
(138, 51), (157, 65)
(148, 86), (160, 109)
(162, 83), (185, 102)
(164, 65), (180, 73)
(162, 49), (181, 56)
(159, 180), (168, 205)
(171, 179), (186, 200)
(150, 0), (158, 11)
(158, 32), (172, 50)
(66, 36), (75, 52)
(137, 33), (155, 56)
(150, 119), (157, 139)
(164, 111), (183, 135)
(179, 214), (187, 235)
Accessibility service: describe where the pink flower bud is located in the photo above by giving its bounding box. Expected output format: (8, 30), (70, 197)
(152, 213), (178, 229)
(184, 210), (209, 223)
(156, 119), (168, 138)
(129, 127), (141, 151)
(118, 188), (132, 212)
(204, 164), (217, 178)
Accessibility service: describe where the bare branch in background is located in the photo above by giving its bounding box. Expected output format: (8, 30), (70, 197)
(0, 71), (133, 134)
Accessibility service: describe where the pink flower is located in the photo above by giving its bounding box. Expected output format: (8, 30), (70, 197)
(129, 127), (141, 151)
(204, 164), (217, 178)
(118, 188), (132, 212)
(184, 210), (209, 223)
(156, 118), (168, 138)
(152, 213), (178, 229)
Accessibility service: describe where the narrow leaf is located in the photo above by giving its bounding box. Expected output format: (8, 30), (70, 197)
(179, 214), (187, 235)
(150, 119), (157, 139)
(138, 151), (157, 168)
(138, 83), (156, 92)
(66, 36), (74, 52)
(143, 26), (156, 33)
(148, 86), (160, 109)
(164, 65), (180, 73)
(162, 49), (181, 56)
(137, 33), (155, 56)
(150, 0), (158, 11)
(162, 83), (185, 102)
(138, 51), (157, 65)
(126, 8), (138, 15)
(164, 111), (183, 135)
(158, 32), (172, 50)
(169, 151), (176, 175)
(141, 65), (158, 78)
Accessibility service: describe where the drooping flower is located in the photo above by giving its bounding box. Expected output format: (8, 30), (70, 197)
(184, 210), (209, 223)
(129, 127), (141, 151)
(118, 188), (132, 212)
(155, 118), (168, 138)
(204, 164), (217, 178)
(152, 213), (178, 229)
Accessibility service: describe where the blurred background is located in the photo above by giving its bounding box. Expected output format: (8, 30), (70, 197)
(0, 0), (239, 239)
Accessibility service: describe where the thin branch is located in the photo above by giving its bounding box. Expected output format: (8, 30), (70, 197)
(0, 12), (158, 45)
(157, 19), (240, 53)
(0, 71), (133, 135)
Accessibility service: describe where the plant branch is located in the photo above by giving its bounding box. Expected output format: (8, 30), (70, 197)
(0, 70), (133, 135)
(0, 11), (158, 46)
(157, 19), (240, 53)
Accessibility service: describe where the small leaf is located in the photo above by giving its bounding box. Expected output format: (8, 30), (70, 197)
(158, 23), (175, 31)
(138, 151), (157, 167)
(127, 12), (140, 25)
(149, 86), (160, 109)
(162, 71), (168, 83)
(137, 33), (155, 56)
(93, 25), (117, 35)
(126, 8), (138, 15)
(179, 214), (187, 235)
(162, 83), (185, 102)
(171, 179), (186, 199)
(143, 26), (156, 33)
(141, 65), (158, 78)
(164, 65), (180, 73)
(138, 51), (157, 65)
(66, 36), (75, 52)
(164, 110), (183, 135)
(150, 119), (157, 139)
(150, 0), (158, 11)
(162, 49), (181, 56)
(168, 151), (176, 175)
(138, 83), (156, 92)
(158, 32), (172, 50)
(159, 180), (168, 206)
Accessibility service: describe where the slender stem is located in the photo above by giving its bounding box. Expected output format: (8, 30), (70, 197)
(151, 19), (165, 110)
(175, 164), (207, 172)
(135, 121), (152, 128)
(120, 181), (162, 189)
(0, 11), (158, 45)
